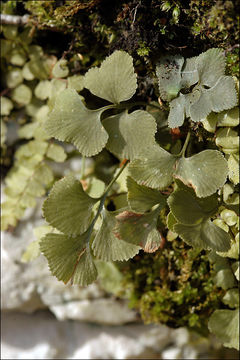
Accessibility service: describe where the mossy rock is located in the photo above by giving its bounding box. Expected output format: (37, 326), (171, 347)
(120, 238), (224, 335)
(18, 1), (238, 75)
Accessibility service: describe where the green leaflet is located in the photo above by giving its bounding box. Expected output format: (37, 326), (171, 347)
(15, 140), (48, 159)
(208, 309), (239, 350)
(222, 289), (239, 308)
(168, 189), (231, 251)
(1, 149), (54, 231)
(86, 177), (105, 198)
(217, 107), (239, 127)
(167, 212), (178, 232)
(1, 120), (7, 147)
(220, 209), (238, 226)
(45, 88), (109, 156)
(168, 93), (187, 128)
(47, 79), (67, 109)
(40, 232), (97, 285)
(190, 76), (237, 122)
(202, 113), (218, 133)
(22, 225), (55, 263)
(196, 48), (225, 87)
(71, 246), (98, 285)
(28, 52), (56, 80)
(174, 221), (230, 252)
(218, 237), (239, 260)
(180, 56), (198, 88)
(1, 39), (12, 58)
(6, 68), (23, 88)
(129, 144), (176, 190)
(213, 219), (229, 233)
(214, 267), (237, 290)
(26, 98), (45, 117)
(1, 97), (13, 115)
(96, 261), (123, 296)
(103, 110), (157, 160)
(9, 45), (27, 66)
(1, 202), (25, 230)
(222, 183), (239, 205)
(4, 163), (51, 198)
(130, 144), (228, 197)
(232, 261), (239, 281)
(146, 103), (168, 129)
(115, 206), (162, 252)
(159, 49), (238, 128)
(67, 75), (84, 91)
(11, 84), (32, 105)
(46, 143), (67, 162)
(52, 59), (69, 78)
(84, 50), (137, 104)
(21, 240), (41, 263)
(216, 127), (239, 154)
(28, 163), (53, 195)
(174, 150), (228, 198)
(43, 175), (98, 235)
(18, 27), (32, 45)
(156, 55), (184, 101)
(92, 208), (140, 261)
(168, 189), (218, 225)
(28, 45), (44, 58)
(22, 62), (35, 81)
(34, 80), (52, 100)
(127, 176), (166, 213)
(18, 123), (39, 139)
(3, 25), (18, 40)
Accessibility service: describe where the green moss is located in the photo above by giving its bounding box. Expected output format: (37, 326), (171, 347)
(136, 42), (151, 57)
(226, 48), (239, 77)
(121, 238), (224, 334)
(188, 0), (239, 74)
(20, 0), (238, 98)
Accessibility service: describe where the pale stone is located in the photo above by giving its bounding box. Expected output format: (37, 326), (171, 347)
(139, 326), (172, 351)
(1, 311), (170, 359)
(50, 298), (137, 325)
(181, 345), (198, 359)
(161, 347), (182, 359)
(172, 327), (190, 347)
(1, 195), (137, 324)
(1, 226), (137, 324)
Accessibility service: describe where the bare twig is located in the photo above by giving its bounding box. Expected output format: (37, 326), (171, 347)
(0, 14), (29, 25)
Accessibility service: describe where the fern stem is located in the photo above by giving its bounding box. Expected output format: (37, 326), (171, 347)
(92, 104), (115, 112)
(86, 160), (129, 246)
(80, 156), (86, 179)
(104, 160), (129, 195)
(179, 131), (191, 157)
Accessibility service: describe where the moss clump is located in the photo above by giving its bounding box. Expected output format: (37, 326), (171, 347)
(188, 0), (239, 75)
(19, 0), (239, 92)
(189, 0), (239, 46)
(121, 238), (224, 334)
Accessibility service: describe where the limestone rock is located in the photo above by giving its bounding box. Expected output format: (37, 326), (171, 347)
(50, 298), (137, 325)
(1, 311), (170, 359)
(1, 196), (137, 325)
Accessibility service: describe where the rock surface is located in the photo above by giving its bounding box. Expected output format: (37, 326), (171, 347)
(1, 202), (138, 325)
(2, 311), (172, 359)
